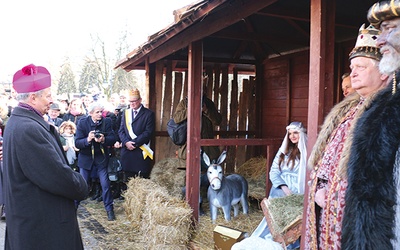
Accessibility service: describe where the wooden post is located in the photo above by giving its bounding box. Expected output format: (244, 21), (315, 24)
(145, 58), (156, 118)
(302, 0), (335, 249)
(186, 40), (203, 221)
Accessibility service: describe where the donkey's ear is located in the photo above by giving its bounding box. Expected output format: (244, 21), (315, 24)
(217, 150), (227, 165)
(202, 150), (211, 167)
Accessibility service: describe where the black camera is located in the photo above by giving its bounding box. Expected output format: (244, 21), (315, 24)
(94, 130), (102, 139)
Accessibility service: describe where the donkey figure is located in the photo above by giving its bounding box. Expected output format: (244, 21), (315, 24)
(205, 151), (249, 222)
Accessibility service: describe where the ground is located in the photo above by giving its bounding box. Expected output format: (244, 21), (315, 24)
(78, 197), (265, 250)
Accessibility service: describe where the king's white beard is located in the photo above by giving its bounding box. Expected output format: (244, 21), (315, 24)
(379, 46), (400, 75)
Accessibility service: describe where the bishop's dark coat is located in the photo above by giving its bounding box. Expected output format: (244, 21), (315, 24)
(3, 106), (88, 250)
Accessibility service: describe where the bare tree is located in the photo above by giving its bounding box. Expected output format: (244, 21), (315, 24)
(79, 59), (101, 94)
(57, 59), (77, 95)
(77, 31), (139, 99)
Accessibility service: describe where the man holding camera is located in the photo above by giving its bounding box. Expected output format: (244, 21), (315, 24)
(75, 102), (117, 221)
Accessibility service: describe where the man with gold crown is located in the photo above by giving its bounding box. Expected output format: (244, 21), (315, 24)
(304, 23), (389, 249)
(342, 1), (400, 249)
(118, 88), (155, 180)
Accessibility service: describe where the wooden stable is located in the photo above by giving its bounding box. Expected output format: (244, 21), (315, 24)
(115, 0), (377, 248)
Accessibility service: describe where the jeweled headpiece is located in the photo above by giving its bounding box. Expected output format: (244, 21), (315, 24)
(349, 24), (382, 61)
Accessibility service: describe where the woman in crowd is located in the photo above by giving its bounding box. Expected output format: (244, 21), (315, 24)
(59, 121), (79, 171)
(62, 98), (86, 125)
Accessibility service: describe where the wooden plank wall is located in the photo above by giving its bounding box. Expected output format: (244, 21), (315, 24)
(260, 51), (310, 162)
(262, 51), (309, 141)
(153, 61), (261, 173)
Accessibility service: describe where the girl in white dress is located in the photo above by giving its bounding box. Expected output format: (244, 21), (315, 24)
(269, 121), (308, 198)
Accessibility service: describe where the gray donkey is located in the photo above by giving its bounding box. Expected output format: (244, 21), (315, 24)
(205, 151), (249, 222)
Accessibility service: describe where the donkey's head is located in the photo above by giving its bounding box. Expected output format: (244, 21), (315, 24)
(204, 151), (226, 190)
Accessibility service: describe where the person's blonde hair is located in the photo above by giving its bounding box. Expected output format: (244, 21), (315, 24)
(59, 120), (77, 134)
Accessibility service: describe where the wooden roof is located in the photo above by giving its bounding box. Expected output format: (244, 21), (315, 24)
(115, 0), (377, 72)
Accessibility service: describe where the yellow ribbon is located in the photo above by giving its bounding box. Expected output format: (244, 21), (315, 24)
(125, 109), (153, 160)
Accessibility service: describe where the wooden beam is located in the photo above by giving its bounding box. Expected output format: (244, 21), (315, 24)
(210, 30), (308, 46)
(148, 0), (278, 64)
(256, 11), (359, 29)
(243, 17), (267, 60)
(166, 54), (258, 65)
(302, 0), (336, 249)
(286, 60), (291, 125)
(161, 61), (173, 130)
(154, 61), (164, 131)
(323, 1), (336, 116)
(145, 58), (156, 113)
(201, 138), (280, 146)
(285, 18), (310, 38)
(186, 40), (203, 222)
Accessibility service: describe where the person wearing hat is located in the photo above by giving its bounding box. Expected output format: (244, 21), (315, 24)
(303, 24), (389, 250)
(46, 102), (63, 128)
(118, 88), (155, 180)
(342, 2), (400, 249)
(3, 64), (88, 249)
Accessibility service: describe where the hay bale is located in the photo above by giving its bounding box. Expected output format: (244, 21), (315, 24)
(141, 190), (194, 248)
(261, 194), (303, 245)
(123, 178), (167, 229)
(236, 157), (267, 199)
(123, 177), (194, 249)
(150, 158), (186, 198)
(236, 156), (267, 179)
(267, 194), (303, 234)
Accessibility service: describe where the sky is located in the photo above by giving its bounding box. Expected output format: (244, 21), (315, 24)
(0, 0), (196, 84)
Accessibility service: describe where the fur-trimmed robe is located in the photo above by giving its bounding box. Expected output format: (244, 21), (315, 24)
(342, 83), (400, 250)
(305, 91), (380, 250)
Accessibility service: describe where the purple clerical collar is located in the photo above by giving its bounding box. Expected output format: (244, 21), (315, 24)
(18, 102), (43, 118)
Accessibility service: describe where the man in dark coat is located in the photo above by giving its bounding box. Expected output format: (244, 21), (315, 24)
(3, 64), (88, 250)
(342, 1), (400, 249)
(118, 88), (155, 179)
(75, 102), (117, 220)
